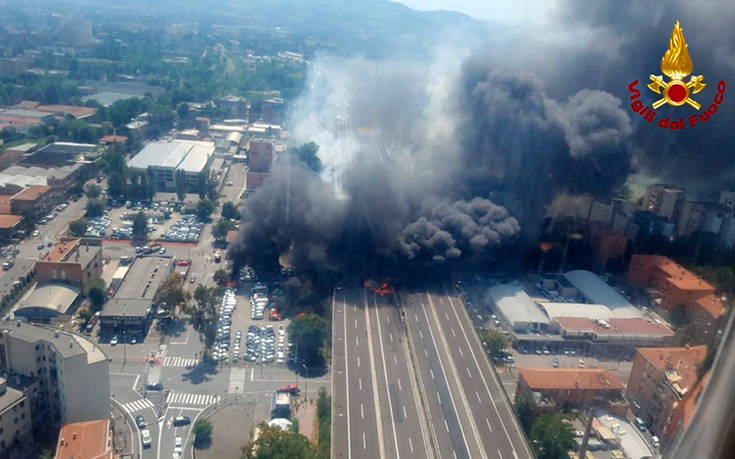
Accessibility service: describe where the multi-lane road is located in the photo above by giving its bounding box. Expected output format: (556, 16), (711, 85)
(333, 286), (532, 459)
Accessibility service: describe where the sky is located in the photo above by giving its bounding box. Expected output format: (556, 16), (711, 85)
(394, 0), (553, 24)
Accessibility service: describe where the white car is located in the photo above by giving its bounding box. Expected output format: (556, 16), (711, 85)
(174, 436), (183, 454)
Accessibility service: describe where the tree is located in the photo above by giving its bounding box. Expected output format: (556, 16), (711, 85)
(87, 278), (107, 312)
(155, 273), (190, 319)
(213, 269), (229, 287)
(108, 171), (126, 200)
(132, 211), (148, 240)
(197, 198), (215, 221)
(241, 425), (316, 459)
(205, 176), (219, 201)
(68, 218), (89, 237)
(221, 201), (239, 220)
(677, 323), (698, 345)
(529, 413), (576, 459)
(176, 101), (189, 121)
(480, 328), (509, 357)
(188, 285), (219, 356)
(316, 387), (331, 457)
(193, 419), (213, 449)
(288, 313), (329, 370)
(289, 142), (323, 174)
(212, 218), (234, 241)
(85, 184), (102, 199)
(86, 199), (105, 218)
(175, 169), (187, 201)
(514, 392), (537, 434)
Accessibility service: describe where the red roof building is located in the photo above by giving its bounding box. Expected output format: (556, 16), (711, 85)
(516, 368), (624, 408)
(55, 419), (116, 459)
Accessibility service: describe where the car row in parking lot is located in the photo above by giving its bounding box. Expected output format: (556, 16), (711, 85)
(212, 288), (237, 361)
(85, 214), (111, 238)
(163, 215), (203, 242)
(242, 324), (290, 364)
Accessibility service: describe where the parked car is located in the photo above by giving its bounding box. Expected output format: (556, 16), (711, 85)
(173, 415), (191, 426)
(110, 335), (119, 346)
(141, 429), (152, 448)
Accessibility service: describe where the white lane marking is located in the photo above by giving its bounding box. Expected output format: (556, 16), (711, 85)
(414, 313), (419, 321)
(363, 432), (366, 450)
(397, 378), (402, 391)
(359, 377), (362, 391)
(445, 420), (450, 432)
(451, 328), (456, 337)
(387, 315), (390, 324)
(437, 392), (442, 404)
(342, 298), (352, 459)
(453, 450), (458, 459)
(419, 330), (424, 339)
(475, 391), (482, 403)
(498, 448), (503, 459)
(402, 405), (407, 418)
(361, 403), (364, 419)
(133, 374), (140, 390)
(356, 336), (359, 347)
(357, 356), (360, 367)
(467, 367), (472, 378)
(458, 346), (464, 357)
(409, 437), (414, 453)
(445, 312), (449, 320)
(424, 348), (429, 357)
(250, 367), (254, 381)
(355, 319), (358, 329)
(372, 296), (399, 459)
(430, 369), (435, 379)
(393, 354), (397, 365)
(486, 418), (493, 432)
(389, 332), (394, 343)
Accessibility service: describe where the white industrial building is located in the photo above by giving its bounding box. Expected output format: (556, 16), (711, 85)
(127, 139), (215, 191)
(563, 270), (641, 317)
(487, 284), (550, 332)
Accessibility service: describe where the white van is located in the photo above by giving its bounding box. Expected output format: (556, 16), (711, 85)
(141, 429), (152, 448)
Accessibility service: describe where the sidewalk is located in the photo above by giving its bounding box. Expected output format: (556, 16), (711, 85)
(111, 403), (135, 458)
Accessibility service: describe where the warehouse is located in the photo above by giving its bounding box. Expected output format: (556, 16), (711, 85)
(564, 270), (641, 317)
(488, 284), (550, 332)
(127, 139), (215, 191)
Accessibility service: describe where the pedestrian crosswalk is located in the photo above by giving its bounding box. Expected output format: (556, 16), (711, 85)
(120, 398), (154, 415)
(166, 392), (221, 407)
(163, 357), (198, 367)
(146, 366), (161, 384)
(228, 368), (246, 394)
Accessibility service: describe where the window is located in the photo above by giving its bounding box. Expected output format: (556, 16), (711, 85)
(19, 402), (23, 408)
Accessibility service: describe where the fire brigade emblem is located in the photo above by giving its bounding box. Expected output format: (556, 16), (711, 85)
(647, 21), (706, 110)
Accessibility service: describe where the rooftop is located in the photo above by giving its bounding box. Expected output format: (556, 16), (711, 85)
(0, 214), (21, 229)
(647, 256), (714, 291)
(41, 239), (100, 268)
(488, 284), (550, 326)
(0, 108), (52, 119)
(0, 378), (26, 414)
(1, 162), (83, 181)
(11, 184), (51, 202)
(555, 316), (674, 337)
(540, 302), (615, 321)
(55, 419), (115, 459)
(695, 294), (727, 319)
(0, 319), (107, 363)
(519, 368), (624, 391)
(37, 104), (97, 119)
(127, 139), (214, 173)
(16, 283), (80, 317)
(564, 270), (639, 314)
(114, 256), (170, 300)
(101, 298), (151, 319)
(636, 345), (707, 396)
(99, 135), (128, 144)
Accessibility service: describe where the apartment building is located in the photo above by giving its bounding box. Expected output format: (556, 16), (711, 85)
(35, 238), (103, 290)
(0, 320), (109, 426)
(626, 345), (707, 445)
(516, 368), (624, 410)
(55, 419), (116, 459)
(0, 378), (32, 455)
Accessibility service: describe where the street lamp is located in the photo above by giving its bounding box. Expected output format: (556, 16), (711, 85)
(122, 330), (127, 369)
(301, 363), (308, 401)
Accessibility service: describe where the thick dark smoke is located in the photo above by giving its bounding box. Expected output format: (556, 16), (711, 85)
(230, 0), (735, 289)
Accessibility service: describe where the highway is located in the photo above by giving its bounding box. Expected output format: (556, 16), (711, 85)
(333, 285), (532, 459)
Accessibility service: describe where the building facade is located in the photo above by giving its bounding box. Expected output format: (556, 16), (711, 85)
(0, 321), (110, 426)
(516, 368), (625, 410)
(35, 238), (102, 290)
(0, 378), (32, 455)
(625, 345), (707, 444)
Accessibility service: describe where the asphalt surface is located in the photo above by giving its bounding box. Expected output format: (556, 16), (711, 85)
(334, 286), (532, 459)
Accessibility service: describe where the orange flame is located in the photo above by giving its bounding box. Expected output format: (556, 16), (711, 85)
(661, 21), (693, 80)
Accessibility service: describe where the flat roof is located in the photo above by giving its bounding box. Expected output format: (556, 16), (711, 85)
(41, 239), (99, 268)
(564, 270), (640, 316)
(2, 162), (83, 180)
(0, 319), (107, 363)
(17, 283), (80, 316)
(101, 298), (151, 319)
(114, 256), (170, 300)
(0, 214), (22, 229)
(540, 302), (614, 321)
(488, 284), (550, 326)
(556, 316), (674, 338)
(0, 380), (26, 414)
(55, 419), (113, 459)
(519, 368), (624, 391)
(127, 140), (214, 173)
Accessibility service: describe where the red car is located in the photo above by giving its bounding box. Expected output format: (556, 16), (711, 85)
(279, 384), (300, 395)
(177, 260), (189, 266)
